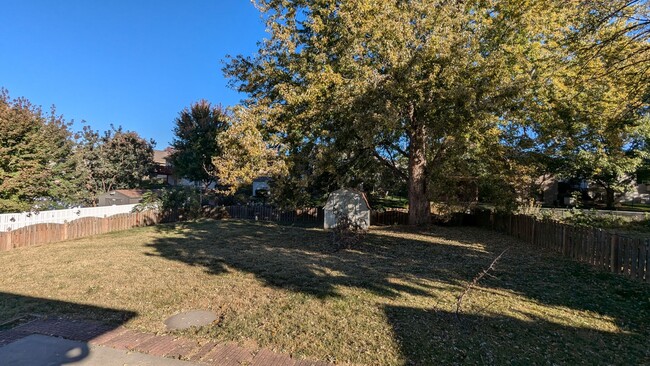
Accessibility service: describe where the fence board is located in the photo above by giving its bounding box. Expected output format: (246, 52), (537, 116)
(0, 210), (160, 252)
(223, 205), (323, 224)
(471, 211), (649, 283)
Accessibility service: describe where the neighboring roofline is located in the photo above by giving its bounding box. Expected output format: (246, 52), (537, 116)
(105, 189), (147, 199)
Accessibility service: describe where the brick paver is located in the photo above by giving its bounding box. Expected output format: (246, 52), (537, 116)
(0, 318), (331, 366)
(188, 341), (219, 362)
(101, 329), (150, 350)
(162, 338), (199, 359)
(138, 334), (178, 357)
(88, 327), (131, 346)
(252, 348), (297, 366)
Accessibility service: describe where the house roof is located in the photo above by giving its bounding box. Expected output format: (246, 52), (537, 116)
(253, 176), (272, 182)
(111, 189), (147, 199)
(153, 149), (171, 164)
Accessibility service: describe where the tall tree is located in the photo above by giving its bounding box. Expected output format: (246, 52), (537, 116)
(226, 0), (578, 223)
(0, 89), (80, 212)
(525, 0), (650, 208)
(76, 125), (155, 205)
(170, 100), (228, 189)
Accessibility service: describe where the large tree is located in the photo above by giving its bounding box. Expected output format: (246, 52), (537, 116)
(226, 0), (582, 223)
(75, 125), (155, 205)
(0, 89), (80, 212)
(170, 100), (228, 189)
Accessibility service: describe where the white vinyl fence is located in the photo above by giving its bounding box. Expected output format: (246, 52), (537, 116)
(0, 204), (138, 232)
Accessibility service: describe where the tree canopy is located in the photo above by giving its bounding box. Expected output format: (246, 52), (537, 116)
(520, 0), (650, 208)
(0, 89), (80, 212)
(75, 125), (155, 205)
(226, 0), (601, 222)
(212, 105), (286, 193)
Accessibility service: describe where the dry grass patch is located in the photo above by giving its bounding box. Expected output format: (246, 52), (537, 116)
(0, 220), (648, 365)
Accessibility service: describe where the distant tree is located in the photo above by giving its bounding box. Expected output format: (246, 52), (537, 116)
(76, 125), (155, 205)
(0, 89), (80, 212)
(170, 100), (228, 190)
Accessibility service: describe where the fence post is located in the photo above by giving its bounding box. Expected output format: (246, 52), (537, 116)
(610, 235), (619, 273)
(508, 215), (512, 235)
(643, 240), (650, 283)
(562, 226), (568, 256)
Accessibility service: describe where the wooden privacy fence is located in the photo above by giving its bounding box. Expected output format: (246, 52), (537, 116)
(224, 206), (323, 223)
(0, 210), (160, 252)
(473, 211), (650, 283)
(223, 206), (412, 225)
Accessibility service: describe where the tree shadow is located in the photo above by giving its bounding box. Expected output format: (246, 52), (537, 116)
(390, 226), (650, 364)
(145, 220), (650, 364)
(384, 305), (649, 365)
(436, 227), (650, 332)
(146, 220), (486, 299)
(0, 292), (136, 366)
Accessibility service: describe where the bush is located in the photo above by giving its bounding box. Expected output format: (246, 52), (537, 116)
(331, 209), (367, 251)
(134, 186), (201, 221)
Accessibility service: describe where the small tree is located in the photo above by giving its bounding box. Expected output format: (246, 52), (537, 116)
(135, 186), (201, 222)
(170, 100), (228, 190)
(331, 208), (367, 251)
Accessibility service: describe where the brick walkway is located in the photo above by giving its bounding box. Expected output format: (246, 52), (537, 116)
(0, 318), (331, 366)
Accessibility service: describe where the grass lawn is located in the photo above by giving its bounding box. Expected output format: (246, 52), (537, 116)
(368, 196), (409, 209)
(0, 220), (648, 365)
(621, 203), (650, 213)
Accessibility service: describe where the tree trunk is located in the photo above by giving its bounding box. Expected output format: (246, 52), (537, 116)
(408, 112), (429, 225)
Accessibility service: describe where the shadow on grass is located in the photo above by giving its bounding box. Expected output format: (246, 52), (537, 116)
(146, 219), (650, 364)
(384, 305), (649, 365)
(146, 220), (485, 299)
(0, 292), (136, 365)
(0, 292), (135, 327)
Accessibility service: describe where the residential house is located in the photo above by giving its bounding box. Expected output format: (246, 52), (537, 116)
(538, 175), (649, 207)
(152, 148), (213, 188)
(252, 177), (271, 197)
(153, 149), (177, 185)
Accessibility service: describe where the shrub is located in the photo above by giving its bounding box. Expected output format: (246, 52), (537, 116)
(331, 209), (367, 251)
(134, 186), (201, 221)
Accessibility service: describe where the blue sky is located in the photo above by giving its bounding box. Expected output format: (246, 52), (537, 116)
(0, 0), (266, 147)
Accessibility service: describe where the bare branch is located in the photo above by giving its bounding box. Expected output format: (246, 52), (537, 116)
(455, 248), (509, 321)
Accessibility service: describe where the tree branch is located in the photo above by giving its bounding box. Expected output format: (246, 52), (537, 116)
(455, 248), (509, 321)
